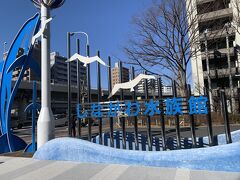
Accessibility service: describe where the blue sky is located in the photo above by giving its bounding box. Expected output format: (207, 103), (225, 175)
(0, 0), (151, 88)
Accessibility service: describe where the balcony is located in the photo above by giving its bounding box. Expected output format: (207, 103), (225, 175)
(222, 87), (239, 97)
(201, 47), (235, 60)
(198, 8), (233, 23)
(196, 0), (215, 5)
(203, 69), (217, 78)
(217, 68), (238, 78)
(203, 67), (239, 79)
(212, 87), (239, 97)
(199, 27), (235, 41)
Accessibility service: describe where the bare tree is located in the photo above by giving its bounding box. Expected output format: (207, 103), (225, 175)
(232, 0), (240, 28)
(124, 0), (222, 97)
(125, 0), (203, 96)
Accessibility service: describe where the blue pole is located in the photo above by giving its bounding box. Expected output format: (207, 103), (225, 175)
(32, 81), (37, 152)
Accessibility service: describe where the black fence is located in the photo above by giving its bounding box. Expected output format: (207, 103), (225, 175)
(67, 47), (234, 151)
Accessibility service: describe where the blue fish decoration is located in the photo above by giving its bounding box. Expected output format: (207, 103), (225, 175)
(0, 13), (41, 153)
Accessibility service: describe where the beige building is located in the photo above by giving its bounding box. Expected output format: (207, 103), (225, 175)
(188, 0), (240, 112)
(111, 62), (129, 87)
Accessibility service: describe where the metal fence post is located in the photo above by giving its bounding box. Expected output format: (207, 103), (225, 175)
(172, 80), (181, 149)
(87, 44), (92, 141)
(76, 38), (81, 138)
(108, 56), (114, 147)
(158, 77), (166, 150)
(67, 32), (72, 137)
(220, 90), (232, 144)
(119, 61), (126, 149)
(187, 84), (196, 148)
(144, 71), (152, 151)
(204, 88), (214, 146)
(97, 51), (103, 144)
(131, 66), (139, 150)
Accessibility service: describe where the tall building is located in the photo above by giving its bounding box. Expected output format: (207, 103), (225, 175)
(188, 0), (240, 112)
(137, 78), (173, 96)
(12, 41), (41, 81)
(111, 62), (129, 87)
(137, 78), (158, 93)
(11, 41), (87, 86)
(50, 52), (87, 86)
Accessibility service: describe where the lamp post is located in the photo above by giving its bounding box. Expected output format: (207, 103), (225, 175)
(66, 31), (89, 137)
(31, 0), (65, 149)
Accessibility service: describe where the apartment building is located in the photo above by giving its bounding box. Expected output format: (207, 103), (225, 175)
(188, 0), (240, 112)
(137, 78), (173, 96)
(111, 62), (130, 87)
(137, 78), (158, 93)
(50, 52), (87, 86)
(10, 40), (87, 87)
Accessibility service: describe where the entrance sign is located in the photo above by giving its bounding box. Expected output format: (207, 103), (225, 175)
(77, 96), (208, 119)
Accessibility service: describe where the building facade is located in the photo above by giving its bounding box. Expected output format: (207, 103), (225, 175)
(188, 0), (240, 112)
(137, 78), (173, 96)
(137, 79), (158, 93)
(111, 62), (130, 87)
(12, 42), (41, 82)
(50, 52), (86, 86)
(10, 42), (87, 87)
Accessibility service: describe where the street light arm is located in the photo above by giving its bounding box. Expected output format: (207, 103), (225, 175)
(71, 31), (89, 45)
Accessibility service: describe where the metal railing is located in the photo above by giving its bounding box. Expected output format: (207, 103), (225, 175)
(74, 80), (235, 151)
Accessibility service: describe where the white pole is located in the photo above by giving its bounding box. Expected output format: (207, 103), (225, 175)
(37, 0), (55, 149)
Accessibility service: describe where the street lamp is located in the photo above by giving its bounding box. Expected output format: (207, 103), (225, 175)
(31, 0), (65, 149)
(71, 32), (89, 46)
(66, 31), (89, 137)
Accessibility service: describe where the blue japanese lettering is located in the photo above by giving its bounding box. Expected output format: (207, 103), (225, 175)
(165, 98), (183, 115)
(91, 103), (102, 118)
(189, 96), (208, 115)
(108, 101), (121, 117)
(76, 104), (88, 118)
(125, 101), (140, 117)
(144, 99), (161, 116)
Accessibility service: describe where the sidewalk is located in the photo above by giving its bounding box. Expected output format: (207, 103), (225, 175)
(0, 156), (240, 180)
